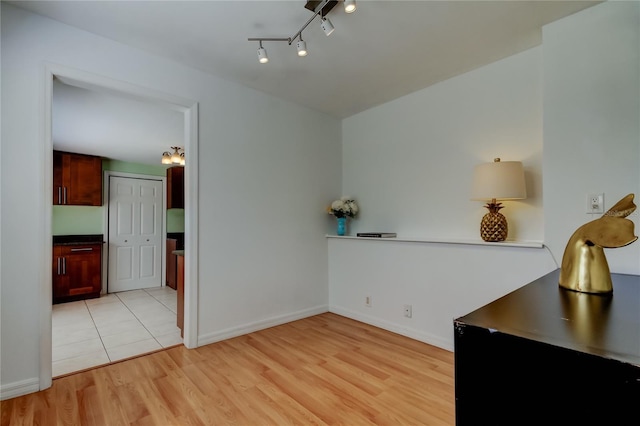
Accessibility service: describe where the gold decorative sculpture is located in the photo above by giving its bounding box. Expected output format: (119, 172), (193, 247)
(559, 194), (637, 294)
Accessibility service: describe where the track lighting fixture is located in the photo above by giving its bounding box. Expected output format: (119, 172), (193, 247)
(248, 0), (356, 64)
(297, 36), (308, 57)
(320, 17), (334, 36)
(257, 41), (269, 64)
(344, 0), (356, 14)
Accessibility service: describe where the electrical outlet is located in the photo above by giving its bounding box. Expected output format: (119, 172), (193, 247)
(587, 193), (604, 214)
(365, 296), (372, 307)
(403, 304), (412, 318)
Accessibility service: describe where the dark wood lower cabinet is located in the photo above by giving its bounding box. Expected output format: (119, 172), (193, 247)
(166, 239), (177, 289)
(53, 243), (102, 304)
(177, 253), (184, 338)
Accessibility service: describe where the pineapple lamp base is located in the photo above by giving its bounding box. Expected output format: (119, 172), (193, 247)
(480, 201), (508, 242)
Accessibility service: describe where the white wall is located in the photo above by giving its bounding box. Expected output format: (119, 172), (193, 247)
(342, 47), (544, 242)
(0, 3), (341, 398)
(543, 0), (640, 275)
(331, 1), (639, 351)
(329, 239), (556, 351)
(334, 46), (552, 350)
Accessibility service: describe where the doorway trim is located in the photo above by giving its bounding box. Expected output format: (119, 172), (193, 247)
(41, 63), (199, 390)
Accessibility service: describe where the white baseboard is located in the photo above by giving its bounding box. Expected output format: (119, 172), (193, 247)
(329, 305), (454, 352)
(197, 305), (329, 347)
(1, 378), (40, 401)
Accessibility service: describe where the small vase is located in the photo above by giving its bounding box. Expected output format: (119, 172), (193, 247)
(337, 217), (347, 236)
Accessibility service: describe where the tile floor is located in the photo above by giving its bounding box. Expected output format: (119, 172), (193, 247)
(52, 286), (182, 377)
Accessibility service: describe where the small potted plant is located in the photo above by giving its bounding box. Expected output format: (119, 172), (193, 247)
(327, 197), (358, 235)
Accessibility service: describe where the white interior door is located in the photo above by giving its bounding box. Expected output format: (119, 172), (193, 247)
(108, 176), (163, 293)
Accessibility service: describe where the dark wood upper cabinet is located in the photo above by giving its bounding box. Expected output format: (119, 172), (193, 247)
(53, 151), (102, 206)
(167, 166), (184, 209)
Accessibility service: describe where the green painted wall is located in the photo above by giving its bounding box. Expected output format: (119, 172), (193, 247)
(102, 159), (166, 176)
(167, 209), (185, 232)
(52, 205), (103, 235)
(52, 159), (185, 235)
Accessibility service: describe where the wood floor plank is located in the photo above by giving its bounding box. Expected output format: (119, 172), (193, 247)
(299, 363), (382, 423)
(317, 355), (387, 397)
(1, 313), (455, 425)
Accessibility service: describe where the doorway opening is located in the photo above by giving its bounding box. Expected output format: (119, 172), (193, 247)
(42, 64), (199, 388)
(51, 171), (180, 377)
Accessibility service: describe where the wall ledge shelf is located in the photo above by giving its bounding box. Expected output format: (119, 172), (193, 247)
(326, 235), (544, 249)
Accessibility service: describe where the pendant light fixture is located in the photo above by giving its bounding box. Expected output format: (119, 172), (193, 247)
(248, 0), (356, 64)
(162, 146), (185, 166)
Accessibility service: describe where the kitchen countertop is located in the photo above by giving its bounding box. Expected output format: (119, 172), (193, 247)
(53, 234), (104, 245)
(172, 250), (184, 256)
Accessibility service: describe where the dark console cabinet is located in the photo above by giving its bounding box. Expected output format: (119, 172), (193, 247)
(454, 269), (640, 425)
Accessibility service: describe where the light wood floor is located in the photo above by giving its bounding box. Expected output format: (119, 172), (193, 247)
(1, 313), (455, 425)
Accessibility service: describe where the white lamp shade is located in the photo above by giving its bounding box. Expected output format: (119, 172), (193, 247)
(471, 160), (526, 201)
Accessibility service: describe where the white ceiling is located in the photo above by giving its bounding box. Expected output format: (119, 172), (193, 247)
(11, 0), (601, 165)
(53, 80), (184, 166)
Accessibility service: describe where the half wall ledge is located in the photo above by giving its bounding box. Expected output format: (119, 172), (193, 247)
(326, 235), (544, 249)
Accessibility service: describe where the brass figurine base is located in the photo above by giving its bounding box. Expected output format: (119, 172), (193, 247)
(559, 194), (637, 294)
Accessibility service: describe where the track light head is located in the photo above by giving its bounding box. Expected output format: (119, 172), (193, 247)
(320, 17), (334, 36)
(344, 0), (356, 13)
(296, 38), (307, 57)
(257, 42), (269, 64)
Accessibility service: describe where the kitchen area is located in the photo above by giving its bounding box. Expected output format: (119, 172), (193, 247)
(51, 150), (185, 377)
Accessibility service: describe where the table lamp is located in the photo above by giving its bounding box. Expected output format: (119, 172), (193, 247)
(471, 158), (526, 242)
